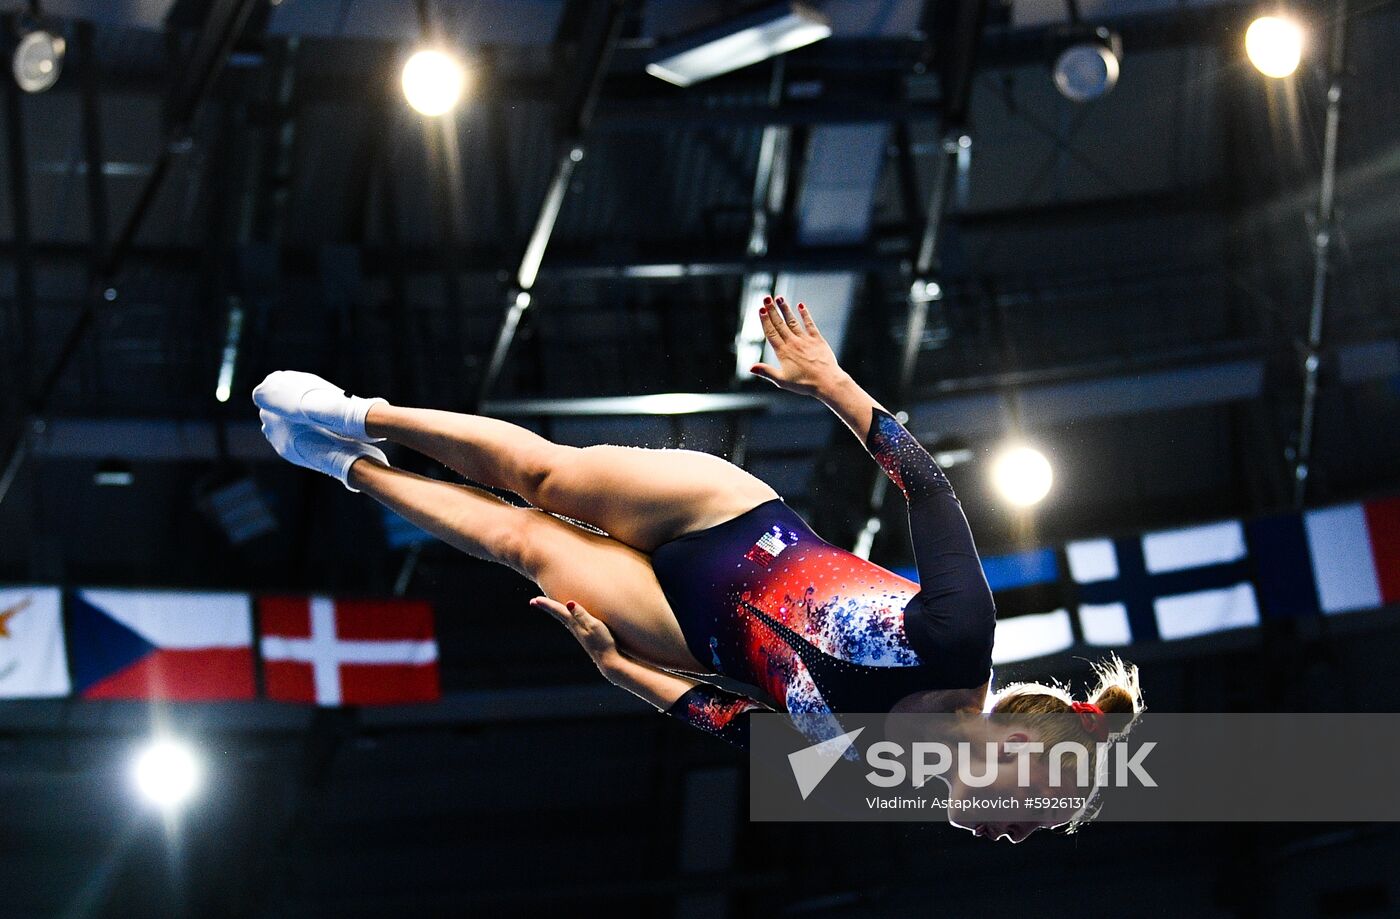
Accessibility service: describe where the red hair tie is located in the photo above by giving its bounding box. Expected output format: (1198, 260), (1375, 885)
(1071, 701), (1110, 741)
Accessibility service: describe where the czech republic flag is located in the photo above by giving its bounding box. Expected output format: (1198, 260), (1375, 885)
(68, 590), (255, 700)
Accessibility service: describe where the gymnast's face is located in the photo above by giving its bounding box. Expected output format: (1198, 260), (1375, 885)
(942, 731), (1082, 843)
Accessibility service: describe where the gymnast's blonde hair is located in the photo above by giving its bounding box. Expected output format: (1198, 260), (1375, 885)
(986, 654), (1145, 830)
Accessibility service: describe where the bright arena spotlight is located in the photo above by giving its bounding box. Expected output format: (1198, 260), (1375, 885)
(12, 28), (66, 94)
(1245, 14), (1304, 78)
(1052, 27), (1122, 103)
(132, 738), (203, 810)
(990, 444), (1054, 508)
(401, 47), (468, 116)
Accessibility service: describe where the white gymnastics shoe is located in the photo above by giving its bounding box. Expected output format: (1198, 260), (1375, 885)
(259, 410), (388, 492)
(252, 370), (387, 442)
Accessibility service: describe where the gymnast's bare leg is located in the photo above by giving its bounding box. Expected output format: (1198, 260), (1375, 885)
(360, 403), (778, 553)
(345, 456), (703, 672)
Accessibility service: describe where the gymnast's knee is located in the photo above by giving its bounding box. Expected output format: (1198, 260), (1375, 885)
(516, 443), (578, 504)
(487, 508), (554, 577)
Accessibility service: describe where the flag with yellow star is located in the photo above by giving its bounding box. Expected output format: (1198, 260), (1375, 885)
(0, 587), (71, 698)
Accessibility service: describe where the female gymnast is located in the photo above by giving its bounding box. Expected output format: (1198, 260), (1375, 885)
(253, 295), (1143, 842)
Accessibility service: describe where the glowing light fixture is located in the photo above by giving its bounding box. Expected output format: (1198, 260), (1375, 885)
(401, 48), (468, 116)
(94, 459), (134, 487)
(1052, 27), (1122, 102)
(214, 300), (244, 403)
(647, 2), (831, 88)
(13, 28), (65, 94)
(990, 445), (1054, 508)
(1246, 15), (1304, 78)
(132, 738), (202, 809)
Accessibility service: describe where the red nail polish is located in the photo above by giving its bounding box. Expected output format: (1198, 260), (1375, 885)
(566, 601), (576, 611)
(759, 307), (767, 314)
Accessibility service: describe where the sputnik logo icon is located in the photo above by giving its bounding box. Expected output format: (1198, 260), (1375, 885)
(787, 727), (864, 800)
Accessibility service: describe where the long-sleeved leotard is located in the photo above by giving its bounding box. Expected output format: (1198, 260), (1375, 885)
(651, 406), (996, 748)
(665, 682), (770, 748)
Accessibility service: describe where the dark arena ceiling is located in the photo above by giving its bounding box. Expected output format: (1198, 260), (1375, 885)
(1, 0), (1399, 916)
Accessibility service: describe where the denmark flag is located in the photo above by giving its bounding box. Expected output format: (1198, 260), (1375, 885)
(258, 596), (440, 706)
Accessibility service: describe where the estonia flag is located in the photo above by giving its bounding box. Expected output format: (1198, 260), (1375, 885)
(68, 590), (255, 700)
(982, 548), (1074, 664)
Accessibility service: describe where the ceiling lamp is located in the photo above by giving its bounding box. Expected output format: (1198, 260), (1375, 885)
(990, 445), (1054, 508)
(1245, 14), (1304, 78)
(401, 47), (468, 116)
(1052, 26), (1122, 103)
(13, 27), (65, 94)
(647, 1), (831, 88)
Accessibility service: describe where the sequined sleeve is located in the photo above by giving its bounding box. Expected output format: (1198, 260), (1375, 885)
(664, 683), (773, 750)
(864, 406), (952, 503)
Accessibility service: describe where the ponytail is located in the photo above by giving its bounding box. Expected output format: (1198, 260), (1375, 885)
(1088, 655), (1144, 715)
(987, 655), (1145, 832)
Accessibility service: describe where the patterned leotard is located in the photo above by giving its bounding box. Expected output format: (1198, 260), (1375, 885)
(649, 407), (996, 748)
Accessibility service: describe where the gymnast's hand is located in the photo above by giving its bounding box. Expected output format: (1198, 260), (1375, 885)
(529, 596), (621, 672)
(750, 295), (843, 397)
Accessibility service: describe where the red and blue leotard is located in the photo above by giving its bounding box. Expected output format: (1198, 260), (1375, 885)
(649, 406), (996, 748)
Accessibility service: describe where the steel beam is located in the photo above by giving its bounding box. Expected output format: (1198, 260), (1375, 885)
(1292, 0), (1349, 507)
(978, 2), (1254, 70)
(483, 48), (520, 266)
(249, 36), (300, 244)
(481, 392), (778, 417)
(477, 0), (629, 405)
(733, 59), (792, 382)
(374, 107), (418, 402)
(2, 19), (36, 411)
(76, 23), (109, 265)
(594, 99), (942, 129)
(853, 0), (987, 559)
(75, 22), (109, 402)
(36, 3), (1262, 106)
(0, 237), (912, 279)
(232, 36), (300, 405)
(39, 337), (1400, 461)
(0, 0), (264, 508)
(1, 19), (37, 524)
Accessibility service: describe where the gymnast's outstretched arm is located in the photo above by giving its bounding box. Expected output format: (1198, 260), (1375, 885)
(530, 596), (771, 749)
(751, 296), (994, 679)
(750, 295), (950, 501)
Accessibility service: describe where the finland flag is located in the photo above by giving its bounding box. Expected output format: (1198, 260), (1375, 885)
(1068, 521), (1260, 644)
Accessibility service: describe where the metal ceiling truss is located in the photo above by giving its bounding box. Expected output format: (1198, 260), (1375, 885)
(1290, 0), (1348, 508)
(476, 0), (630, 406)
(844, 0), (989, 558)
(1, 15), (37, 422)
(0, 0), (266, 508)
(43, 331), (1399, 464)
